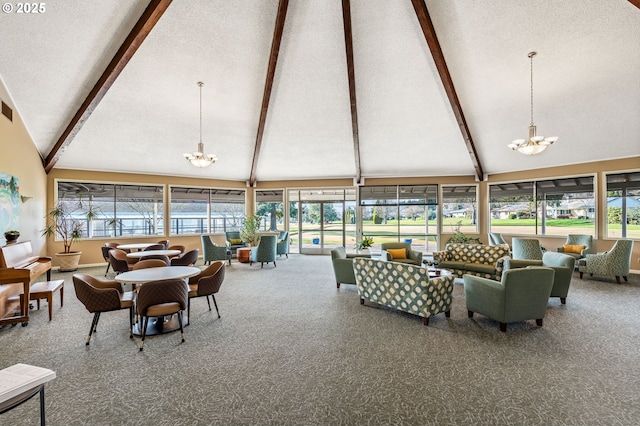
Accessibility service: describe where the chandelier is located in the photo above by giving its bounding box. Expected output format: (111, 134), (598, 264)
(184, 82), (218, 167)
(508, 52), (558, 155)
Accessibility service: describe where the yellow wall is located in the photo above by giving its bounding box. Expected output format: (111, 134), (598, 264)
(0, 79), (48, 256)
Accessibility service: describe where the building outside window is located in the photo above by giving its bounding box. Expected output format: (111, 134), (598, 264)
(606, 171), (640, 239)
(441, 185), (478, 235)
(489, 176), (595, 236)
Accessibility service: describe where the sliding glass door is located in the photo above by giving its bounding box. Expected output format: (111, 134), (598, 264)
(289, 189), (356, 254)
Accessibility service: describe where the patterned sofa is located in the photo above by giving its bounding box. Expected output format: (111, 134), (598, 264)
(432, 243), (510, 280)
(352, 258), (455, 326)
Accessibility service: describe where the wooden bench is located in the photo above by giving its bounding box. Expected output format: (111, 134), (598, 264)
(22, 280), (64, 321)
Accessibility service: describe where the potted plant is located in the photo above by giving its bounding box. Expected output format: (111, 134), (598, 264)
(41, 199), (96, 271)
(355, 236), (374, 254)
(240, 214), (262, 247)
(4, 230), (20, 244)
(447, 220), (481, 245)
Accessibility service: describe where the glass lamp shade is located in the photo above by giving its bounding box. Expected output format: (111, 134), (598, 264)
(183, 143), (217, 167)
(508, 125), (557, 155)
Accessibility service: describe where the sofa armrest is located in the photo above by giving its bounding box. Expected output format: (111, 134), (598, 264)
(432, 250), (447, 264)
(494, 255), (512, 277)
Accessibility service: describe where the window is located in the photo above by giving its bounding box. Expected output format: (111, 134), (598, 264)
(489, 176), (595, 236)
(489, 182), (536, 235)
(170, 187), (245, 235)
(360, 185), (438, 252)
(256, 190), (284, 232)
(441, 185), (478, 234)
(536, 176), (594, 236)
(606, 171), (640, 239)
(56, 181), (164, 238)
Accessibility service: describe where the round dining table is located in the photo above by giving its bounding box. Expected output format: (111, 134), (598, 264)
(115, 266), (201, 336)
(115, 243), (155, 252)
(125, 249), (181, 259)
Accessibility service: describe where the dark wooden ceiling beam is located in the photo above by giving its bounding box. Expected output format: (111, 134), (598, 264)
(629, 0), (640, 10)
(249, 0), (289, 187)
(411, 0), (484, 181)
(341, 0), (362, 185)
(43, 0), (173, 173)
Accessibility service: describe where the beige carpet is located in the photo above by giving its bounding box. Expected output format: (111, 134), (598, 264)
(1, 254), (639, 425)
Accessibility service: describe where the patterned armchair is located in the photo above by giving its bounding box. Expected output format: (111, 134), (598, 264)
(578, 239), (633, 284)
(250, 235), (277, 268)
(512, 238), (543, 260)
(353, 258), (454, 326)
(201, 235), (231, 265)
(557, 234), (593, 260)
(433, 243), (510, 280)
(488, 233), (508, 247)
(225, 231), (246, 255)
(276, 231), (289, 258)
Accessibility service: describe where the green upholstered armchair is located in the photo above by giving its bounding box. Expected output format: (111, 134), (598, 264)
(512, 238), (543, 260)
(380, 242), (422, 265)
(225, 231), (246, 255)
(201, 235), (231, 265)
(276, 231), (289, 258)
(330, 246), (370, 289)
(464, 267), (555, 332)
(578, 239), (633, 284)
(556, 234), (593, 260)
(504, 251), (575, 304)
(249, 235), (277, 268)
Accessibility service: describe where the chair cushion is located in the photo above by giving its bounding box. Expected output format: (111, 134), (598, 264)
(229, 238), (242, 245)
(387, 248), (406, 259)
(563, 244), (585, 254)
(146, 302), (182, 317)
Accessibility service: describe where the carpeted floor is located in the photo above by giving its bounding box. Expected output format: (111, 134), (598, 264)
(1, 254), (639, 425)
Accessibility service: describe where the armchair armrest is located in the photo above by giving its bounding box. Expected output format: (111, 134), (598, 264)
(91, 278), (123, 293)
(504, 258), (543, 271)
(380, 250), (392, 261)
(408, 250), (423, 264)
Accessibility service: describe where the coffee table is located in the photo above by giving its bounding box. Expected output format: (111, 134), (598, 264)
(427, 268), (452, 278)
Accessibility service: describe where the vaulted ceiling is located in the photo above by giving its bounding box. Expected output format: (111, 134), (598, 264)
(1, 0), (639, 185)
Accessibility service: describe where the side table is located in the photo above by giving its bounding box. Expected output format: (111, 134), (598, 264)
(236, 247), (252, 264)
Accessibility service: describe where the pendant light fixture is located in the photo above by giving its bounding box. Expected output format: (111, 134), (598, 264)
(508, 52), (558, 155)
(184, 82), (218, 167)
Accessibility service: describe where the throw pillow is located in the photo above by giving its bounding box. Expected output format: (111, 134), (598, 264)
(229, 238), (242, 245)
(563, 244), (585, 254)
(387, 248), (406, 259)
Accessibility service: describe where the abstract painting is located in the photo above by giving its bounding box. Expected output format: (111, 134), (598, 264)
(0, 171), (20, 234)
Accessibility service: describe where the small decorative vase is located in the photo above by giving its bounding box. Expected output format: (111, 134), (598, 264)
(4, 232), (19, 244)
(358, 248), (370, 255)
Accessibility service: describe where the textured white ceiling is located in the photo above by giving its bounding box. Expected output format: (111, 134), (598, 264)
(0, 0), (638, 182)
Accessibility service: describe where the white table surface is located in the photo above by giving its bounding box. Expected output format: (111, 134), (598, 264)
(116, 243), (155, 251)
(126, 250), (181, 259)
(114, 266), (201, 284)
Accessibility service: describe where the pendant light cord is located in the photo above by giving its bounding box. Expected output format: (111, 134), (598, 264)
(529, 52), (535, 127)
(198, 82), (203, 145)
